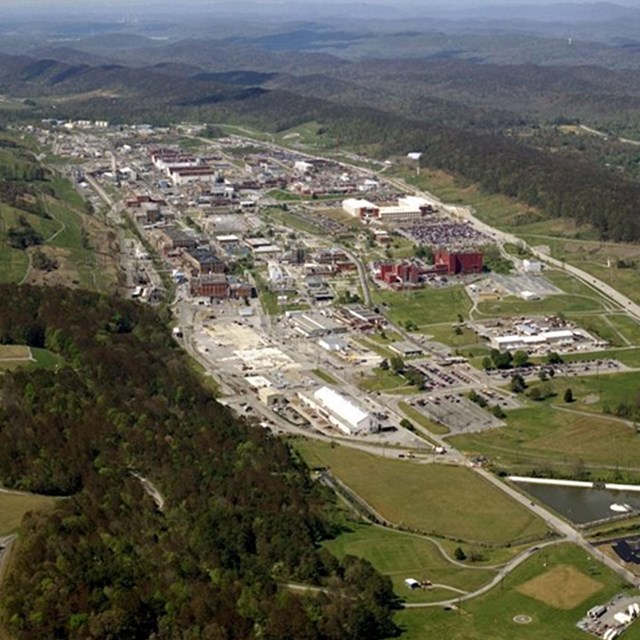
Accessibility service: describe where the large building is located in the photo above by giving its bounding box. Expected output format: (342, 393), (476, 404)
(433, 250), (483, 275)
(299, 386), (376, 435)
(342, 198), (380, 220)
(491, 330), (576, 351)
(183, 247), (226, 275)
(377, 262), (422, 286)
(342, 196), (434, 223)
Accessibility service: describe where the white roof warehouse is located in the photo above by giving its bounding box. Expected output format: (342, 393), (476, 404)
(298, 386), (376, 436)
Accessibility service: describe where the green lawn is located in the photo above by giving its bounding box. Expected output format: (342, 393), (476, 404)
(395, 543), (637, 640)
(325, 523), (495, 604)
(358, 368), (411, 392)
(0, 492), (57, 536)
(425, 323), (489, 351)
(374, 286), (472, 328)
(451, 377), (640, 477)
(312, 368), (339, 385)
(294, 440), (548, 545)
(608, 314), (640, 345)
(476, 293), (606, 318)
(561, 347), (640, 368)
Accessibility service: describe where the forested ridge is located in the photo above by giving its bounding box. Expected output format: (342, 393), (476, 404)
(0, 285), (398, 639)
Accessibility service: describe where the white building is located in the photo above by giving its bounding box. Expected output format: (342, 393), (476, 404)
(299, 386), (376, 435)
(491, 329), (575, 350)
(522, 259), (542, 273)
(342, 198), (380, 219)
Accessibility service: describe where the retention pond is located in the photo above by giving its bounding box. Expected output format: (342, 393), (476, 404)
(510, 477), (640, 524)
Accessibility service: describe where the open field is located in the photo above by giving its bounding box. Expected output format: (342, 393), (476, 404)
(398, 400), (450, 435)
(0, 347), (63, 372)
(476, 292), (607, 317)
(516, 564), (603, 609)
(451, 398), (640, 477)
(394, 543), (636, 640)
(576, 314), (628, 347)
(608, 314), (640, 345)
(425, 323), (491, 358)
(526, 370), (640, 416)
(374, 286), (472, 328)
(520, 236), (640, 306)
(294, 439), (548, 544)
(0, 491), (57, 536)
(358, 368), (411, 392)
(561, 348), (640, 368)
(399, 168), (540, 232)
(325, 522), (495, 604)
(0, 345), (30, 359)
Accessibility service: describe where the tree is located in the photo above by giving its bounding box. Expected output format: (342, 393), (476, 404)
(492, 405), (506, 419)
(454, 547), (466, 561)
(528, 387), (542, 401)
(482, 356), (493, 371)
(564, 388), (574, 403)
(379, 359), (389, 371)
(546, 352), (563, 365)
(389, 355), (405, 374)
(510, 374), (527, 394)
(400, 418), (415, 432)
(513, 350), (529, 367)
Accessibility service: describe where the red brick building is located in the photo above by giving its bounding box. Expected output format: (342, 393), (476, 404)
(191, 274), (229, 299)
(433, 250), (483, 275)
(378, 262), (422, 285)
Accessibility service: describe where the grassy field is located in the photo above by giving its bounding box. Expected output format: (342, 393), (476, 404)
(294, 440), (548, 544)
(358, 368), (411, 392)
(608, 314), (640, 345)
(425, 323), (490, 357)
(398, 400), (450, 435)
(0, 346), (63, 372)
(476, 293), (607, 318)
(374, 286), (472, 328)
(523, 369), (640, 420)
(561, 347), (640, 368)
(394, 543), (637, 640)
(521, 236), (640, 306)
(451, 395), (640, 477)
(325, 522), (495, 604)
(0, 492), (57, 536)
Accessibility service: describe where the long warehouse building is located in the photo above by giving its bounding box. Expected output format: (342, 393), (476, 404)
(299, 386), (376, 435)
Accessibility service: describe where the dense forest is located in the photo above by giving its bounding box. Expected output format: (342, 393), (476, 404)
(0, 285), (398, 639)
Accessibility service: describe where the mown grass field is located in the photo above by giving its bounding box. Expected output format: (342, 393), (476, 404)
(451, 381), (640, 477)
(294, 440), (548, 544)
(325, 523), (495, 604)
(394, 543), (637, 640)
(0, 346), (63, 372)
(0, 492), (57, 536)
(358, 368), (411, 392)
(476, 292), (607, 318)
(374, 286), (472, 328)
